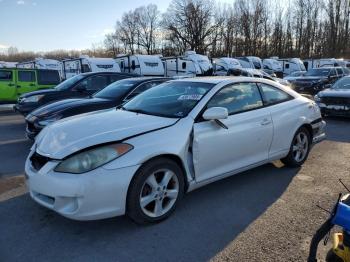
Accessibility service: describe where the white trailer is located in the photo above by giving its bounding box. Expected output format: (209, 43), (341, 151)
(162, 56), (197, 77)
(115, 54), (164, 76)
(303, 58), (347, 71)
(212, 57), (242, 76)
(234, 57), (255, 69)
(246, 56), (264, 70)
(183, 51), (213, 76)
(62, 55), (121, 79)
(0, 61), (17, 68)
(263, 58), (283, 76)
(277, 58), (306, 76)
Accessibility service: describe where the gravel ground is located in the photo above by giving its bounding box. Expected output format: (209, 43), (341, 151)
(0, 105), (349, 262)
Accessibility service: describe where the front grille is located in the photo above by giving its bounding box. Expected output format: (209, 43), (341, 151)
(321, 97), (350, 105)
(294, 81), (313, 88)
(30, 152), (50, 171)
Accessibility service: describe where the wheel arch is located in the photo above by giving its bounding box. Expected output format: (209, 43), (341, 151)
(299, 123), (313, 141)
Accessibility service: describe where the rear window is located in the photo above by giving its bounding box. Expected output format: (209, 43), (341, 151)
(18, 71), (35, 82)
(37, 70), (60, 85)
(0, 70), (12, 81)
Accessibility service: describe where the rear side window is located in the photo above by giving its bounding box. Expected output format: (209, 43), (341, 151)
(0, 70), (12, 81)
(207, 82), (263, 115)
(18, 71), (35, 82)
(79, 75), (109, 91)
(336, 68), (343, 75)
(37, 70), (60, 85)
(110, 74), (127, 83)
(259, 83), (293, 106)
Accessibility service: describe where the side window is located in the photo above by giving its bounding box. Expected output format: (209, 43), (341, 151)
(82, 64), (91, 73)
(0, 70), (12, 81)
(18, 71), (35, 82)
(125, 81), (162, 101)
(131, 60), (136, 70)
(76, 75), (109, 91)
(330, 69), (337, 76)
(285, 63), (290, 69)
(182, 62), (186, 70)
(260, 83), (293, 106)
(207, 82), (263, 115)
(336, 68), (343, 75)
(37, 70), (60, 85)
(109, 75), (127, 84)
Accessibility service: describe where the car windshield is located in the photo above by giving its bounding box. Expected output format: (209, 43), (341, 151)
(94, 79), (139, 99)
(332, 77), (350, 89)
(55, 74), (85, 91)
(305, 68), (330, 77)
(123, 81), (214, 118)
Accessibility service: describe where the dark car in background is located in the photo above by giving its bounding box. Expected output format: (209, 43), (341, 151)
(14, 72), (136, 115)
(290, 67), (345, 95)
(25, 77), (170, 139)
(315, 76), (350, 117)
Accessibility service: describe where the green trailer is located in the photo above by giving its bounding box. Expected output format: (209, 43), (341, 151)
(0, 68), (61, 103)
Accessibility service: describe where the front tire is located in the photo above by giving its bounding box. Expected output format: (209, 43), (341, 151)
(126, 158), (185, 224)
(281, 127), (311, 167)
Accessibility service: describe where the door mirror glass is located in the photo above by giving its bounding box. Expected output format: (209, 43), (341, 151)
(203, 107), (228, 120)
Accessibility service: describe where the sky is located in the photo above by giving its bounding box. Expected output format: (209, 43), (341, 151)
(0, 0), (233, 52)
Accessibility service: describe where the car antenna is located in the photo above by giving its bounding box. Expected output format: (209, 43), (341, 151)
(339, 179), (350, 193)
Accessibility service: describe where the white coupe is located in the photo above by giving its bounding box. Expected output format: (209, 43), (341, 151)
(25, 77), (326, 224)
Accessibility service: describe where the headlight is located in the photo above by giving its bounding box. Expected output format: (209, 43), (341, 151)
(54, 143), (133, 174)
(314, 95), (321, 102)
(38, 115), (62, 126)
(22, 95), (44, 103)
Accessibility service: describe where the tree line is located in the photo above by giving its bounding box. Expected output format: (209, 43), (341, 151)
(1, 0), (349, 62)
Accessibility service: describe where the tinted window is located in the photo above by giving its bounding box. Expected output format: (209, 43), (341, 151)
(124, 81), (213, 118)
(18, 71), (35, 82)
(330, 69), (337, 76)
(55, 74), (85, 91)
(305, 68), (331, 76)
(94, 79), (139, 99)
(260, 83), (292, 105)
(207, 82), (263, 115)
(110, 74), (128, 83)
(37, 70), (60, 85)
(76, 75), (109, 91)
(0, 70), (12, 81)
(336, 68), (343, 75)
(125, 81), (164, 101)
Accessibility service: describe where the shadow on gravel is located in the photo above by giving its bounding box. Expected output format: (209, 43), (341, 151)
(324, 116), (350, 143)
(0, 163), (298, 262)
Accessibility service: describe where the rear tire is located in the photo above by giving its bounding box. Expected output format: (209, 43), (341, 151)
(126, 158), (185, 224)
(281, 127), (311, 167)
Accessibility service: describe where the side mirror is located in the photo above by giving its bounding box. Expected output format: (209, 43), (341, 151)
(203, 107), (228, 120)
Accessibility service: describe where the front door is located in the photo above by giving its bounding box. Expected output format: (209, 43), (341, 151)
(192, 82), (273, 182)
(16, 70), (37, 96)
(0, 69), (17, 101)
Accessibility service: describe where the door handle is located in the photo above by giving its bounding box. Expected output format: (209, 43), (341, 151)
(8, 83), (15, 87)
(29, 83), (35, 86)
(261, 118), (271, 126)
(16, 85), (21, 88)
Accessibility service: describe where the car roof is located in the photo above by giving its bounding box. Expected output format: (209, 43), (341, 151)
(175, 76), (272, 84)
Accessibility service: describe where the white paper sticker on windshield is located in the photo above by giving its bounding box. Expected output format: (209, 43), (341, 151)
(177, 94), (203, 101)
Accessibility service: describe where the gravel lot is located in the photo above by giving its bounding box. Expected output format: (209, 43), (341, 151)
(0, 105), (349, 262)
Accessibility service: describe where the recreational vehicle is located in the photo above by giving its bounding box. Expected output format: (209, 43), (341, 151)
(16, 58), (63, 79)
(62, 55), (121, 79)
(115, 55), (164, 76)
(278, 58), (306, 76)
(246, 56), (264, 69)
(183, 51), (213, 76)
(234, 57), (255, 69)
(303, 58), (347, 71)
(263, 58), (284, 77)
(0, 61), (17, 68)
(212, 57), (242, 76)
(162, 56), (197, 77)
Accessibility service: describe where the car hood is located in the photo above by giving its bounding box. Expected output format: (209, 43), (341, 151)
(30, 98), (109, 118)
(20, 89), (57, 98)
(35, 109), (178, 159)
(294, 76), (327, 82)
(318, 88), (350, 98)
